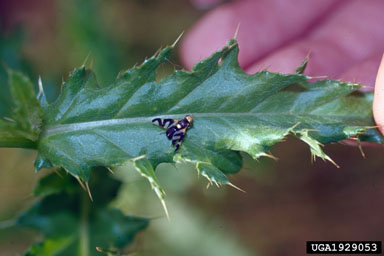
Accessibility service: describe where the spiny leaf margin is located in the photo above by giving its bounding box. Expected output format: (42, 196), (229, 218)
(33, 39), (383, 208)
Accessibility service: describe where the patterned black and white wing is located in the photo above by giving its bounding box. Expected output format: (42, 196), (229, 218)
(152, 116), (192, 152)
(152, 118), (178, 129)
(172, 128), (187, 152)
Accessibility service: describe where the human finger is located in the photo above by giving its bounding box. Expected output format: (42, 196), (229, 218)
(246, 0), (384, 78)
(180, 0), (342, 70)
(373, 54), (384, 135)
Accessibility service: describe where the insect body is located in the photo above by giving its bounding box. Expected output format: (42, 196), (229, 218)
(152, 115), (193, 152)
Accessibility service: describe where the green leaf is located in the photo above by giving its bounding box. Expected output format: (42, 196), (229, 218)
(0, 70), (42, 148)
(21, 39), (384, 203)
(132, 157), (169, 218)
(0, 28), (35, 117)
(33, 169), (77, 197)
(25, 237), (74, 256)
(18, 170), (149, 256)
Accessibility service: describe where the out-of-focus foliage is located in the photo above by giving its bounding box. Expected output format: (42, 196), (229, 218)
(0, 29), (35, 117)
(0, 71), (42, 148)
(56, 0), (130, 86)
(114, 162), (257, 256)
(18, 169), (148, 256)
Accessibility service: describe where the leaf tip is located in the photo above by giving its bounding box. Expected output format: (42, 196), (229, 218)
(172, 31), (184, 47)
(227, 38), (238, 48)
(85, 182), (93, 202)
(89, 57), (95, 70)
(228, 182), (246, 193)
(161, 199), (170, 221)
(296, 129), (339, 168)
(37, 76), (48, 106)
(295, 51), (311, 74)
(260, 152), (278, 161)
(233, 23), (241, 39)
(320, 153), (340, 168)
(82, 51), (92, 67)
(74, 175), (87, 191)
(106, 167), (114, 174)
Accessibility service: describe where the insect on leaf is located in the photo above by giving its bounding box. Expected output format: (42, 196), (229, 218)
(22, 38), (383, 209)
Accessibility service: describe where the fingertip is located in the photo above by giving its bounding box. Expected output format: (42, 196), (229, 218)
(373, 53), (384, 135)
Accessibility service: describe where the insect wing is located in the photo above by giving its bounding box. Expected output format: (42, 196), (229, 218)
(172, 128), (187, 152)
(166, 126), (178, 139)
(152, 118), (178, 129)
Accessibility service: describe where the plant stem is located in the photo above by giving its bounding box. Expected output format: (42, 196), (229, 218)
(79, 191), (90, 256)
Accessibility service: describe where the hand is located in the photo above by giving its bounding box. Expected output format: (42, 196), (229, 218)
(180, 0), (384, 135)
(374, 56), (384, 135)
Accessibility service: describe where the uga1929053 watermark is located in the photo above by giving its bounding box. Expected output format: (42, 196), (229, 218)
(306, 241), (382, 254)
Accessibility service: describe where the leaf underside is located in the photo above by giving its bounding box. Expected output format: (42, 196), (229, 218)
(4, 39), (382, 207)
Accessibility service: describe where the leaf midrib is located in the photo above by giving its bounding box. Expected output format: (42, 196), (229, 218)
(43, 112), (370, 137)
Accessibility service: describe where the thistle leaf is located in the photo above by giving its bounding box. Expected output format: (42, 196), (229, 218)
(4, 39), (382, 208)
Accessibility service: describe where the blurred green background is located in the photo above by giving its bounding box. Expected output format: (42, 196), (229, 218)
(0, 0), (384, 255)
